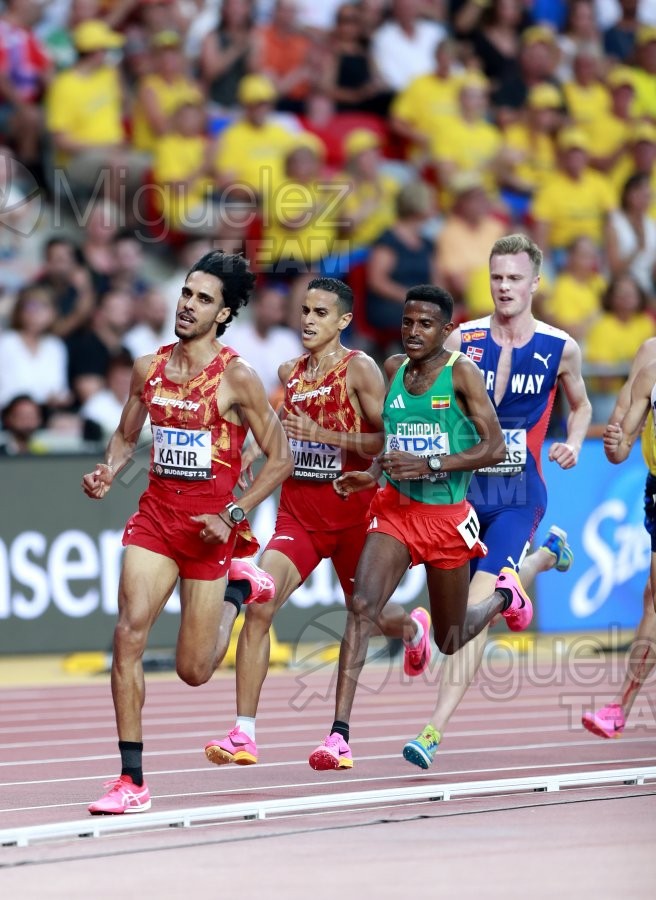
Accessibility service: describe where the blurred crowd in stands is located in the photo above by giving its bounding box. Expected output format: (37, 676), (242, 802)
(1, 0), (656, 455)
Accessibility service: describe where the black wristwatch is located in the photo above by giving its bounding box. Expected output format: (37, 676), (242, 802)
(225, 502), (246, 524)
(427, 456), (442, 472)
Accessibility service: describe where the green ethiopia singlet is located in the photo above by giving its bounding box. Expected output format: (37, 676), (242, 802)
(383, 351), (480, 505)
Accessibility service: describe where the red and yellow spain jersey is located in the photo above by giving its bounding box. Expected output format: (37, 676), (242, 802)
(141, 343), (246, 504)
(280, 350), (377, 531)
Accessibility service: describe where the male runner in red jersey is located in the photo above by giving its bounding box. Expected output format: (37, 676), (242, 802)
(204, 277), (432, 766)
(82, 251), (292, 814)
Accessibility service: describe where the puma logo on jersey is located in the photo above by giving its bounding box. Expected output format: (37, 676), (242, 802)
(149, 377), (162, 386)
(389, 395), (406, 409)
(533, 352), (552, 369)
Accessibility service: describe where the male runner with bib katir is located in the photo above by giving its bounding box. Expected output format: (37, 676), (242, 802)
(402, 234), (592, 771)
(308, 283), (536, 770)
(82, 251), (292, 814)
(205, 278), (431, 768)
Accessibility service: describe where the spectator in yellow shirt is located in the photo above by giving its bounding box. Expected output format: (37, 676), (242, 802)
(612, 122), (656, 218)
(436, 172), (506, 307)
(500, 83), (563, 202)
(586, 66), (637, 177)
(213, 74), (295, 198)
(543, 236), (606, 341)
(152, 101), (217, 237)
(338, 129), (400, 259)
(631, 26), (656, 120)
(531, 127), (616, 266)
(429, 71), (504, 208)
(131, 31), (205, 155)
(389, 39), (461, 163)
(562, 43), (611, 138)
(584, 273), (656, 414)
(45, 21), (149, 206)
(259, 133), (342, 325)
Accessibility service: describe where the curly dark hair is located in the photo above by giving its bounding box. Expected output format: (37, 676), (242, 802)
(186, 250), (257, 336)
(405, 284), (454, 323)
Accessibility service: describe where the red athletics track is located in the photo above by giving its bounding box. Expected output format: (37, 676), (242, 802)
(1, 653), (655, 897)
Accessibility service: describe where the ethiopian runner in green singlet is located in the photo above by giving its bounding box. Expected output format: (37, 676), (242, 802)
(309, 284), (538, 770)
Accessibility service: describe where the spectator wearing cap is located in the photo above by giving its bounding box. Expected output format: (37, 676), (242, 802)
(585, 66), (637, 176)
(389, 39), (462, 163)
(258, 133), (341, 325)
(200, 0), (255, 110)
(611, 121), (656, 217)
(531, 127), (616, 265)
(213, 74), (296, 197)
(492, 24), (560, 110)
(131, 30), (205, 154)
(371, 0), (447, 92)
(0, 0), (52, 174)
(631, 25), (656, 119)
(45, 20), (149, 205)
(429, 71), (504, 209)
(252, 0), (313, 111)
(436, 172), (507, 308)
(562, 43), (611, 139)
(338, 129), (400, 259)
(500, 83), (563, 199)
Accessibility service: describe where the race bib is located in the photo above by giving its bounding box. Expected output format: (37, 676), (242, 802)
(152, 426), (212, 479)
(479, 428), (527, 475)
(386, 430), (450, 480)
(291, 438), (343, 481)
(456, 506), (481, 549)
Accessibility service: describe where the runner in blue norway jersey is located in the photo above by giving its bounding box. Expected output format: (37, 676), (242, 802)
(403, 233), (593, 771)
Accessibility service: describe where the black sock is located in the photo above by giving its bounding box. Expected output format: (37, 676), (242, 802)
(224, 579), (251, 614)
(331, 720), (350, 743)
(497, 587), (519, 612)
(119, 740), (143, 786)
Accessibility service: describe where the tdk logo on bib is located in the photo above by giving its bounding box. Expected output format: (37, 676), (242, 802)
(388, 423), (450, 455)
(155, 429), (208, 447)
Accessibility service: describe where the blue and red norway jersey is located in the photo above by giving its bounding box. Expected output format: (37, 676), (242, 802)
(460, 316), (568, 482)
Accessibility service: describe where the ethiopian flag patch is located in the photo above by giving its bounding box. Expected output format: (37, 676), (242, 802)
(431, 396), (450, 410)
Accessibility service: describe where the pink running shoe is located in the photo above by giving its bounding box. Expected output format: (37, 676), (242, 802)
(309, 733), (354, 770)
(404, 607), (432, 676)
(497, 567), (533, 631)
(228, 558), (275, 604)
(205, 727), (258, 765)
(582, 703), (625, 739)
(88, 775), (151, 815)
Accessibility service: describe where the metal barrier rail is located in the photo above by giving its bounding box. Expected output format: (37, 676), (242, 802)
(2, 766), (655, 848)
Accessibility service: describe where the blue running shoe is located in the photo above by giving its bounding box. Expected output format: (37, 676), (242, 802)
(402, 724), (441, 770)
(540, 525), (573, 572)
